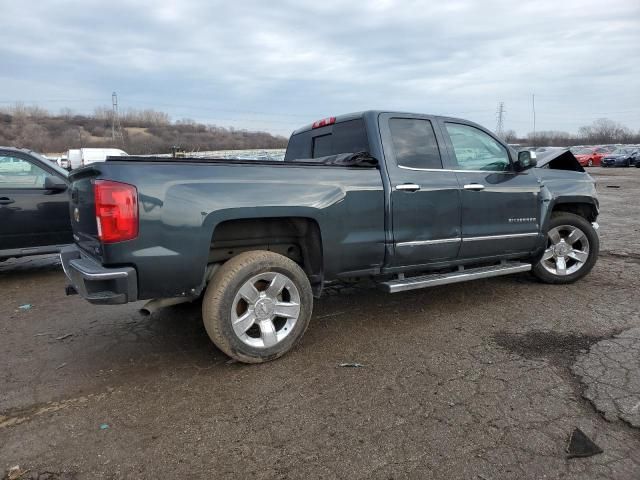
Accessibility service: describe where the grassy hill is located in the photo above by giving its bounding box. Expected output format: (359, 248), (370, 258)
(0, 105), (288, 155)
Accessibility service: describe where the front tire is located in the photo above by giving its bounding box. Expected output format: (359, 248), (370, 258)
(202, 250), (313, 363)
(587, 158), (593, 167)
(532, 212), (599, 284)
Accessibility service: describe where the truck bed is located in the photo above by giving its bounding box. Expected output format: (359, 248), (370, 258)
(68, 159), (386, 300)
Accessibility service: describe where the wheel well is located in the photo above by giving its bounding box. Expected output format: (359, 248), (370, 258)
(209, 217), (323, 290)
(552, 202), (598, 222)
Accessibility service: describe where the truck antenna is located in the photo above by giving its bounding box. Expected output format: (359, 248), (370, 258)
(496, 102), (505, 138)
(531, 93), (536, 147)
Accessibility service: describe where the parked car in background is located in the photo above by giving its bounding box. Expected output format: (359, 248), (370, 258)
(570, 146), (608, 167)
(66, 148), (128, 170)
(601, 147), (639, 167)
(0, 147), (72, 260)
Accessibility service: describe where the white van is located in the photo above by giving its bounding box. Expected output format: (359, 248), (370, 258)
(66, 148), (128, 169)
(67, 149), (82, 169)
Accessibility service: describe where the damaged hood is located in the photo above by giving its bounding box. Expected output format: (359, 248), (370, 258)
(534, 148), (585, 172)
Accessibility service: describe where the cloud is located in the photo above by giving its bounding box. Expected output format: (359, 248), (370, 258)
(1, 0), (638, 136)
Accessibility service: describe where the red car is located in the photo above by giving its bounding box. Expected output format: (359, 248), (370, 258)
(571, 147), (609, 167)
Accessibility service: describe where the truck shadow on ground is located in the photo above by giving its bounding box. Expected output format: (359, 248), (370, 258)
(138, 272), (541, 365)
(59, 268), (607, 376)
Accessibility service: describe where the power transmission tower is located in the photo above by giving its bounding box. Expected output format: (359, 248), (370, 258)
(111, 91), (124, 145)
(496, 101), (505, 138)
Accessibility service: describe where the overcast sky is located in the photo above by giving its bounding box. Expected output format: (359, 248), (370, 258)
(2, 0), (639, 136)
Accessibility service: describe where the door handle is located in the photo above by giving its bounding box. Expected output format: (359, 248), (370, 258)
(396, 184), (421, 192)
(463, 184), (485, 191)
(0, 197), (15, 205)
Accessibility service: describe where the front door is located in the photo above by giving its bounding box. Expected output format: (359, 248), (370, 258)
(0, 152), (71, 252)
(380, 114), (461, 268)
(438, 121), (541, 259)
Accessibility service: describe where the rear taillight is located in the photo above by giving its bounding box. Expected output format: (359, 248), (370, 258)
(94, 180), (138, 243)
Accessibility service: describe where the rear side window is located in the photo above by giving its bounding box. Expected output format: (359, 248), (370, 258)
(284, 119), (369, 160)
(389, 118), (443, 169)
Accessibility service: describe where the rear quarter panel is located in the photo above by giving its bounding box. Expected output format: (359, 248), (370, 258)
(92, 162), (385, 299)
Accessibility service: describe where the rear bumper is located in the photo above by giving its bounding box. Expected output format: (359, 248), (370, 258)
(60, 245), (138, 305)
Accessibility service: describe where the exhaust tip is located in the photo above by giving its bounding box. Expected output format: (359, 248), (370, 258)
(139, 297), (192, 317)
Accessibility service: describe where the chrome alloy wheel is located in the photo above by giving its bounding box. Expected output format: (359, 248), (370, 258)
(541, 225), (590, 276)
(231, 272), (301, 348)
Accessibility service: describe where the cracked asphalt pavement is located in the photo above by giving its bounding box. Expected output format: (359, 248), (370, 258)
(1, 168), (639, 479)
(573, 328), (640, 428)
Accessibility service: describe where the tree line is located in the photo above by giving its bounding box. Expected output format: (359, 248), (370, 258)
(501, 118), (640, 146)
(1, 104), (637, 153)
(0, 104), (288, 154)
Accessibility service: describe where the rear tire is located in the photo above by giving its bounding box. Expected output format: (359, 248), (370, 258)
(202, 250), (313, 363)
(532, 212), (599, 284)
(587, 158), (593, 167)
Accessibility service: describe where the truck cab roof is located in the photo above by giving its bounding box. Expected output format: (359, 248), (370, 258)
(291, 110), (471, 135)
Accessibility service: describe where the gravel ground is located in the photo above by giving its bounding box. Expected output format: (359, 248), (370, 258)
(1, 167), (639, 480)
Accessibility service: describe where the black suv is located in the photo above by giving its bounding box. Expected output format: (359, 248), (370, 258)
(0, 147), (72, 260)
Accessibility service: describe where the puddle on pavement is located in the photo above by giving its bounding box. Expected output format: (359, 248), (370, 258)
(492, 330), (610, 367)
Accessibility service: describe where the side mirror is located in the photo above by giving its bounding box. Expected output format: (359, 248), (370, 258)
(44, 175), (68, 192)
(515, 150), (537, 171)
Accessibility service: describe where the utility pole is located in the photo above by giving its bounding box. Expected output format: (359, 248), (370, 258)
(111, 91), (124, 145)
(496, 101), (505, 138)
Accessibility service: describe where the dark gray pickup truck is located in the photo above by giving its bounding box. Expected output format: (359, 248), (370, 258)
(62, 111), (599, 363)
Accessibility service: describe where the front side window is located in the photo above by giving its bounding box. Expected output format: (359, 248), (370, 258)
(389, 118), (443, 169)
(445, 123), (510, 171)
(0, 155), (50, 188)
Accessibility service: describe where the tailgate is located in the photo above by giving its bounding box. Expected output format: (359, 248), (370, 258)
(69, 170), (102, 259)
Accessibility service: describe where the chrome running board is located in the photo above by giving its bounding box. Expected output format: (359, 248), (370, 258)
(379, 262), (532, 293)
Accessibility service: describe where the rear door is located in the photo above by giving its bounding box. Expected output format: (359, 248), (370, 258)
(380, 113), (461, 267)
(437, 120), (541, 259)
(0, 151), (72, 251)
